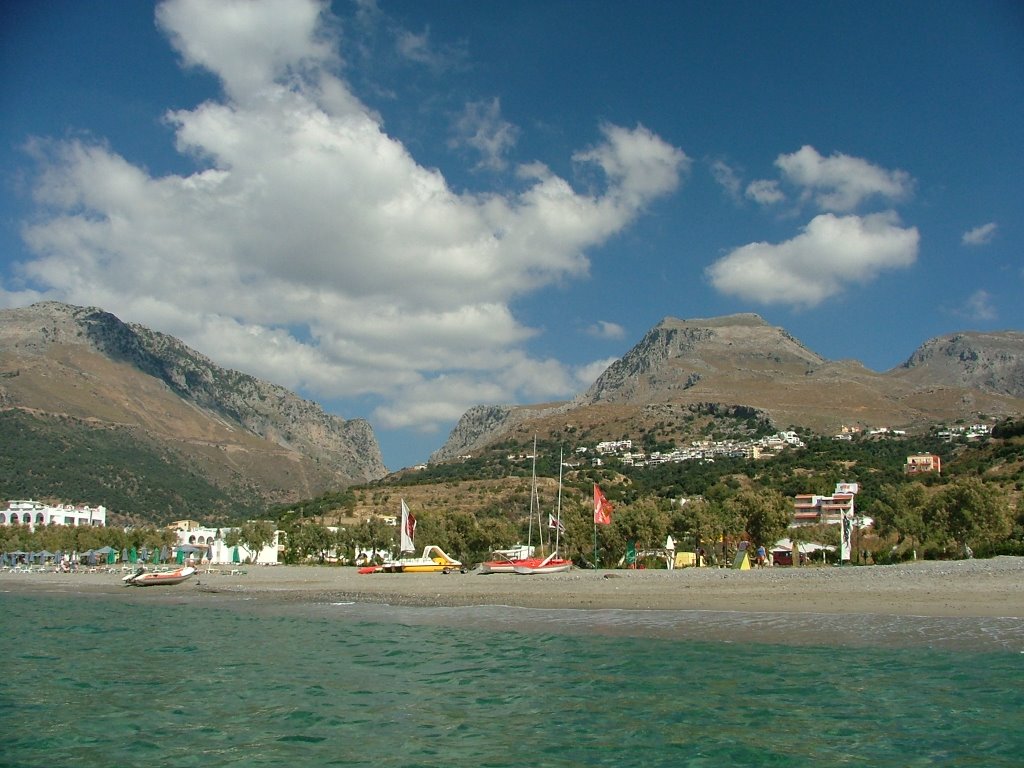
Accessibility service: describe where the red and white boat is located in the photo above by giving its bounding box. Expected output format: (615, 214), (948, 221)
(478, 442), (573, 576)
(477, 545), (534, 574)
(122, 565), (196, 586)
(512, 551), (573, 575)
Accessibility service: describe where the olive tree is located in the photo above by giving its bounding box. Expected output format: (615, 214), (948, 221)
(225, 520), (277, 563)
(925, 478), (1012, 556)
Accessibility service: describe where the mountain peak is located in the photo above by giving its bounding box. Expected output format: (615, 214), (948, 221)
(656, 313), (768, 329)
(434, 314), (1024, 461)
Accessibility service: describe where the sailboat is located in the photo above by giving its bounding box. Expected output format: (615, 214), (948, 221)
(358, 499), (465, 574)
(478, 437), (542, 574)
(513, 447), (572, 575)
(478, 441), (572, 575)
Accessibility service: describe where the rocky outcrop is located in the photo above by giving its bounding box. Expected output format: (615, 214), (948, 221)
(429, 402), (570, 462)
(893, 331), (1024, 397)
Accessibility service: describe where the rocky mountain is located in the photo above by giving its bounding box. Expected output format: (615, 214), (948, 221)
(432, 314), (1024, 460)
(892, 331), (1024, 396)
(0, 302), (386, 514)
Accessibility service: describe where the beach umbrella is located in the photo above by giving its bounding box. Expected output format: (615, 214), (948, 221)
(232, 547), (241, 564)
(129, 547), (137, 564)
(176, 548), (185, 565)
(160, 546), (169, 562)
(87, 550), (97, 566)
(107, 550), (116, 565)
(121, 548), (128, 562)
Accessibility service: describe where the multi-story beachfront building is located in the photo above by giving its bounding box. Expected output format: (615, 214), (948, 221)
(1, 499), (107, 530)
(792, 483), (858, 525)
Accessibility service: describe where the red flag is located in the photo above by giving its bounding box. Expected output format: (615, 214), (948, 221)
(593, 484), (613, 525)
(548, 513), (565, 533)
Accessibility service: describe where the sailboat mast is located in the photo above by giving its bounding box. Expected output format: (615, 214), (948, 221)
(554, 447), (563, 553)
(535, 436), (548, 554)
(526, 435), (537, 551)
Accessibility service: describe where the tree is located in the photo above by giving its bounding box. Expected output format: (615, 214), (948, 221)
(226, 520), (276, 563)
(925, 478), (1012, 556)
(607, 498), (671, 566)
(351, 517), (395, 561)
(284, 521), (332, 563)
(731, 488), (792, 550)
(871, 482), (928, 558)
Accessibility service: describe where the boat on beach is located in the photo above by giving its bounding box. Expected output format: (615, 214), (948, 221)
(123, 565), (196, 586)
(478, 441), (572, 575)
(375, 545), (466, 573)
(512, 551), (573, 575)
(477, 546), (533, 574)
(358, 499), (465, 574)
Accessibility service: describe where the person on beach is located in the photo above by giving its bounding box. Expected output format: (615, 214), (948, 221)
(756, 544), (766, 568)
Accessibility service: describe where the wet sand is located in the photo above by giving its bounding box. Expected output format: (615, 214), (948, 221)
(3, 556), (1023, 618)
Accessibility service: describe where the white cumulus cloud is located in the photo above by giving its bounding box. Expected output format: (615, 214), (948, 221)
(706, 211), (919, 308)
(775, 145), (913, 212)
(13, 0), (687, 435)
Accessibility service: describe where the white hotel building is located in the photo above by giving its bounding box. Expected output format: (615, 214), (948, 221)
(1, 499), (107, 530)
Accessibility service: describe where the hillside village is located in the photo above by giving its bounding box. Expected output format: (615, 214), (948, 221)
(583, 431), (806, 468)
(523, 420), (991, 470)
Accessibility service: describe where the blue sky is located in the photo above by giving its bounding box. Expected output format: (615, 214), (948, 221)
(2, 0), (1022, 471)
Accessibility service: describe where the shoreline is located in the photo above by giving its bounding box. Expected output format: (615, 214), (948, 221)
(3, 556), (1023, 618)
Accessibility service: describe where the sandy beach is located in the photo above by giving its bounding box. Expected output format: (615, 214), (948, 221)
(3, 556), (1023, 618)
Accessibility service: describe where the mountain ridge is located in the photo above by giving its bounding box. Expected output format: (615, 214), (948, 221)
(432, 314), (1024, 461)
(0, 302), (386, 516)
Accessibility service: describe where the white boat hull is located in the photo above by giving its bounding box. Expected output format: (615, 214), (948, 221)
(123, 566), (196, 586)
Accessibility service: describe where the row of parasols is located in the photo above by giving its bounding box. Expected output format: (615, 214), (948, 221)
(0, 543), (236, 567)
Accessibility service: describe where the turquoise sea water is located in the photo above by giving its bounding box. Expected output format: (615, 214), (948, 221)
(1, 589), (1022, 767)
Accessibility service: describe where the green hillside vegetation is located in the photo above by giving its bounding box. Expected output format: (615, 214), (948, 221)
(264, 419), (1023, 568)
(0, 409), (265, 524)
(4, 408), (1021, 569)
